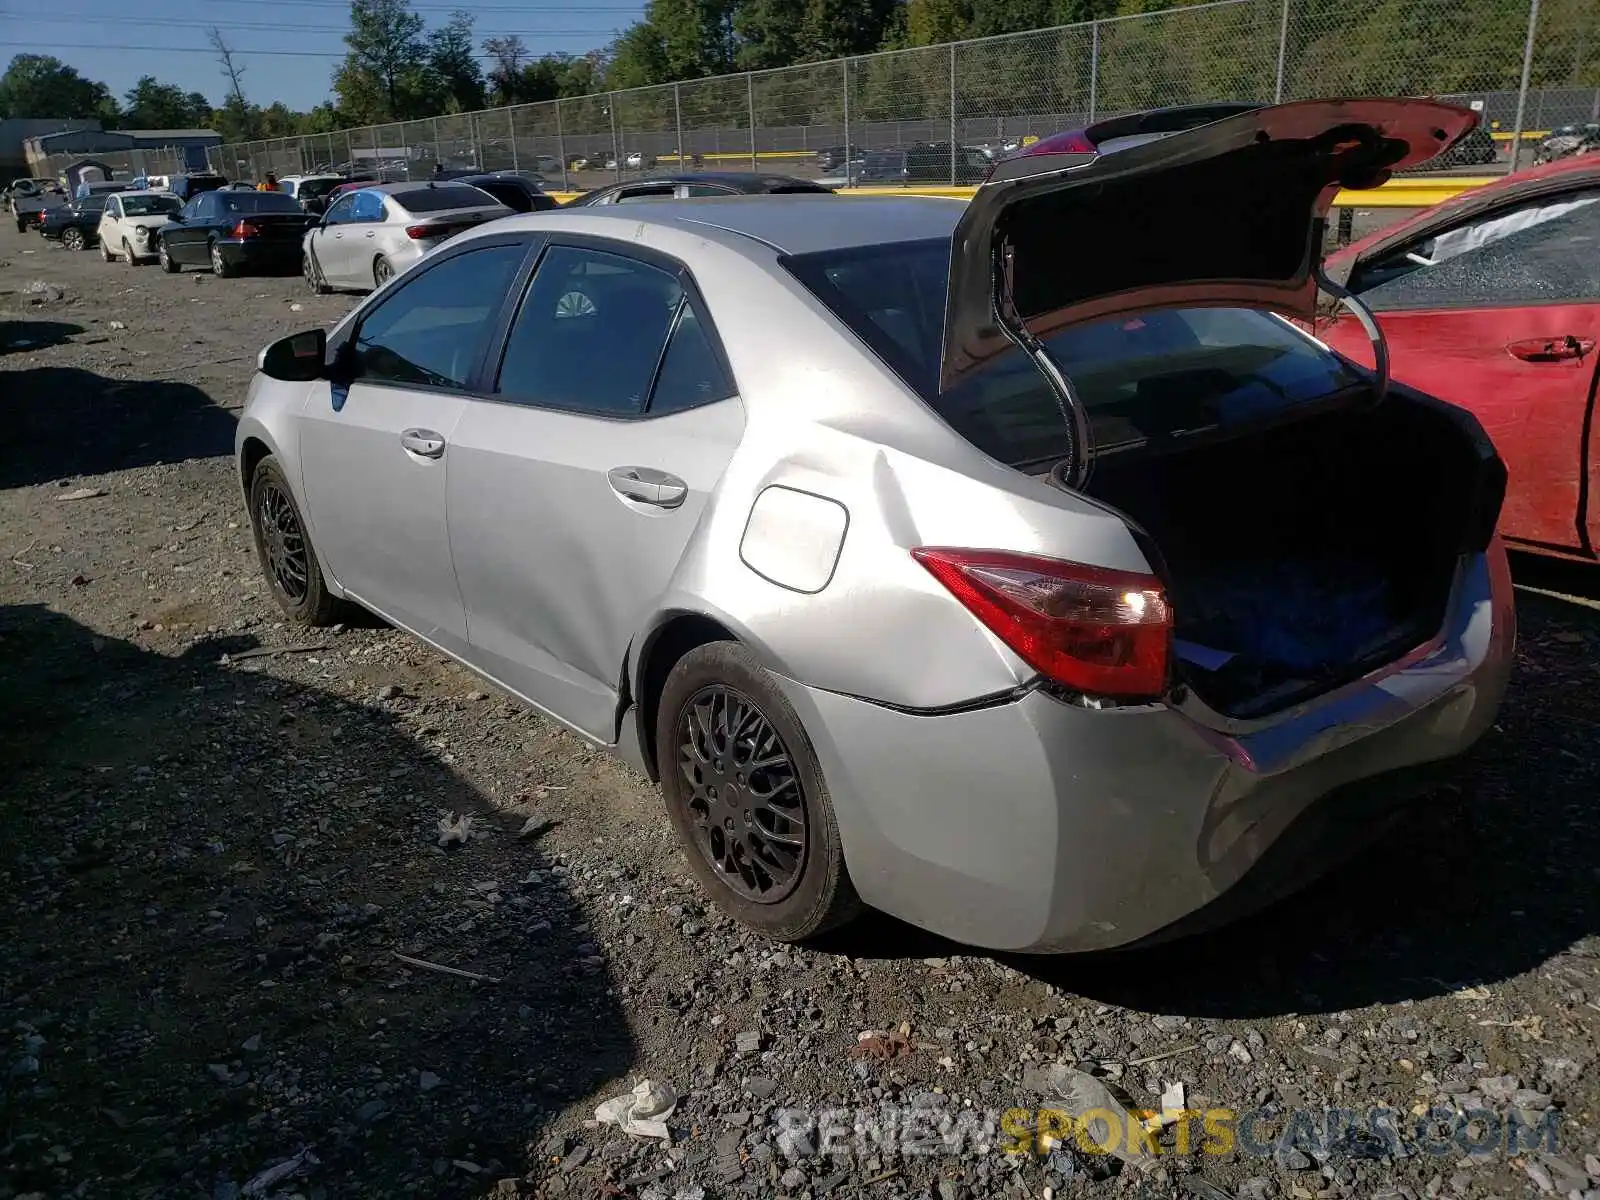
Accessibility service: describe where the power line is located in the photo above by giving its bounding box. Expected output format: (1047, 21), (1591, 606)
(24, 15), (623, 34)
(0, 41), (553, 58)
(100, 0), (643, 8)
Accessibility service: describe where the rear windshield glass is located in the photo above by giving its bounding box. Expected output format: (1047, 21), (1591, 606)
(216, 191), (303, 214)
(297, 177), (343, 199)
(121, 194), (181, 217)
(393, 184), (496, 213)
(783, 238), (1363, 467)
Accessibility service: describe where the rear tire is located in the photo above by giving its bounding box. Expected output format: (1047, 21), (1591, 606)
(61, 227), (85, 252)
(159, 240), (180, 273)
(656, 641), (860, 942)
(247, 455), (340, 626)
(210, 240), (236, 278)
(372, 256), (393, 289)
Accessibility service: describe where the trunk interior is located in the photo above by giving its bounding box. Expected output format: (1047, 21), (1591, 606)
(1074, 392), (1505, 718)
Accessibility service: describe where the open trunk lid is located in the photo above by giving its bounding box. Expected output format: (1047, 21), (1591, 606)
(940, 98), (1479, 400)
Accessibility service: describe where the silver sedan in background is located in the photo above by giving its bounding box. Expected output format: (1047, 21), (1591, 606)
(301, 180), (512, 293)
(239, 99), (1513, 954)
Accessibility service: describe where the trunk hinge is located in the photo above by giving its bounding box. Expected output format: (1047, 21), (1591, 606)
(991, 238), (1095, 491)
(1312, 218), (1390, 407)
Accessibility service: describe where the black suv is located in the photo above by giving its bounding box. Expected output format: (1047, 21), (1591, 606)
(167, 174), (229, 203)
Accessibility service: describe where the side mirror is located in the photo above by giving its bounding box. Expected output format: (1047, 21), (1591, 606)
(168, 213), (184, 223)
(259, 329), (327, 383)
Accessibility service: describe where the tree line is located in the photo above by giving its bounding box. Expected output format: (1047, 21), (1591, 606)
(1, 0), (1592, 144)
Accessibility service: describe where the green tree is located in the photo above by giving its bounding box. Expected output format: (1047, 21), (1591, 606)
(903, 0), (973, 47)
(799, 0), (899, 58)
(122, 76), (211, 128)
(428, 11), (485, 113)
(0, 54), (116, 122)
(734, 0), (805, 69)
(336, 0), (428, 122)
(483, 34), (530, 105)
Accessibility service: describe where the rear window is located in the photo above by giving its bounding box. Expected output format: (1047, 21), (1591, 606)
(393, 184), (497, 213)
(783, 238), (1362, 468)
(297, 177), (342, 199)
(216, 191), (303, 214)
(121, 193), (181, 217)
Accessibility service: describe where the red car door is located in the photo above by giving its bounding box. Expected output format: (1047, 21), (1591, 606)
(1321, 184), (1600, 558)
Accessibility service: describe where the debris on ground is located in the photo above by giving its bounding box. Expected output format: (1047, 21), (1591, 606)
(595, 1078), (678, 1141)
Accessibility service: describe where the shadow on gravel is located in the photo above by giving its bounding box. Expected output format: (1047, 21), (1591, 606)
(0, 320), (84, 355)
(823, 578), (1600, 1021)
(0, 365), (237, 489)
(0, 604), (632, 1197)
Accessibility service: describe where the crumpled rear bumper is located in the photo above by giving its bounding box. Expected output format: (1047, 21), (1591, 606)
(774, 545), (1514, 953)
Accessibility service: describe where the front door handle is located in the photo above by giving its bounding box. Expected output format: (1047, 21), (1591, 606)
(607, 466), (687, 509)
(1507, 335), (1594, 363)
(400, 428), (446, 458)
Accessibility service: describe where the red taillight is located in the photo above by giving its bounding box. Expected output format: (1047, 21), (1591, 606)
(405, 223), (448, 239)
(912, 548), (1171, 698)
(232, 219), (262, 239)
(1020, 129), (1097, 156)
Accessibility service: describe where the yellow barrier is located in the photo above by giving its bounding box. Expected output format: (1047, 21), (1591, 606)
(546, 174), (1492, 210)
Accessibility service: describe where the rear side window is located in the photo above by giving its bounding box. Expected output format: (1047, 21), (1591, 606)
(784, 239), (1362, 467)
(394, 185), (496, 213)
(218, 191), (303, 215)
(352, 243), (527, 389)
(496, 245), (694, 416)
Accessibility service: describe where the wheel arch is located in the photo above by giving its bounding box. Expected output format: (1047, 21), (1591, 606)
(629, 611), (742, 782)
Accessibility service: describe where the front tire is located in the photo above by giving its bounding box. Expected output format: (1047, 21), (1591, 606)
(656, 642), (860, 942)
(303, 249), (330, 294)
(159, 240), (180, 273)
(123, 239), (137, 265)
(100, 238), (114, 262)
(247, 455), (339, 626)
(210, 240), (236, 278)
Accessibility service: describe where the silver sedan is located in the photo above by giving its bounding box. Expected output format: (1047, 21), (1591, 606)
(301, 180), (511, 293)
(238, 99), (1514, 953)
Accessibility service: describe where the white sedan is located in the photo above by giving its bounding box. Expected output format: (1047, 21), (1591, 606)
(99, 191), (184, 264)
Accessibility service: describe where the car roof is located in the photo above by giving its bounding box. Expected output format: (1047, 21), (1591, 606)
(363, 180), (489, 196)
(522, 194), (966, 255)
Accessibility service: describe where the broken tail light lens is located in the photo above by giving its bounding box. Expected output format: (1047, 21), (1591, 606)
(912, 547), (1171, 698)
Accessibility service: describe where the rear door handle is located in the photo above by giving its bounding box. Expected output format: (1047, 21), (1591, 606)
(1507, 335), (1594, 363)
(400, 428), (446, 458)
(607, 466), (687, 509)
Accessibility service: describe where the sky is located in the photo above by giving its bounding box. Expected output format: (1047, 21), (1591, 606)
(1, 0), (650, 113)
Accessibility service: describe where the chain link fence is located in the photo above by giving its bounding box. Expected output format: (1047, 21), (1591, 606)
(208, 0), (1597, 192)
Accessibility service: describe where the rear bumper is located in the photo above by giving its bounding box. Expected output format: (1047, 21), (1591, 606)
(215, 238), (303, 268)
(774, 544), (1515, 953)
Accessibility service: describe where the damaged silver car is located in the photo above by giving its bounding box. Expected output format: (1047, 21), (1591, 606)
(236, 98), (1513, 952)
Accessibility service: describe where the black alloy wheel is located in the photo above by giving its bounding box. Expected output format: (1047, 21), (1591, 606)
(256, 476), (309, 604)
(675, 683), (809, 902)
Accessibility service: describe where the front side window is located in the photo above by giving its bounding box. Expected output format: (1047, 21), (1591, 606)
(351, 243), (527, 389)
(496, 245), (685, 415)
(1351, 187), (1600, 311)
(784, 238), (1363, 468)
(323, 194), (356, 225)
(105, 197), (121, 219)
(614, 186), (675, 205)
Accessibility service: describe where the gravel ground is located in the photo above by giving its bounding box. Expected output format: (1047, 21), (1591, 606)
(3, 224), (1600, 1200)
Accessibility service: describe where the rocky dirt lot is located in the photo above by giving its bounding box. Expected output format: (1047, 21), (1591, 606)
(3, 224), (1600, 1200)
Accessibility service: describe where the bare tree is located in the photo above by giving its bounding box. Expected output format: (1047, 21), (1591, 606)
(208, 26), (248, 109)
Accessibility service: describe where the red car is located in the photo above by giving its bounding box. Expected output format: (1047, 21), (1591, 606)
(1320, 153), (1600, 562)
